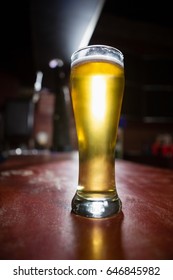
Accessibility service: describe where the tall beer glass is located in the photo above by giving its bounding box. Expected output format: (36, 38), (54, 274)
(70, 45), (125, 218)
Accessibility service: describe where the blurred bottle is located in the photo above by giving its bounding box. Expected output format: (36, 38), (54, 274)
(115, 116), (126, 159)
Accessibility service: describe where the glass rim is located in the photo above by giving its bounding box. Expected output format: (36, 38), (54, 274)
(71, 44), (124, 67)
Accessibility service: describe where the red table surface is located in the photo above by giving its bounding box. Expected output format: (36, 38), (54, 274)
(0, 152), (173, 260)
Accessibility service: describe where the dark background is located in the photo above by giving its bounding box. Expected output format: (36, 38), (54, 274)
(0, 0), (173, 166)
(1, 0), (173, 118)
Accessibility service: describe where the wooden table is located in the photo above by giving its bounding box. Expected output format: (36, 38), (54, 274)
(0, 151), (173, 260)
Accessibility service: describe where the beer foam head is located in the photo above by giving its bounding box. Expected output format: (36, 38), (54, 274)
(71, 45), (124, 68)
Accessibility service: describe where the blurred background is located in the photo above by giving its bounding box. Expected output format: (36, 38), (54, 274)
(0, 0), (173, 168)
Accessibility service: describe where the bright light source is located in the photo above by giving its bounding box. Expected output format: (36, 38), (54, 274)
(15, 148), (22, 155)
(34, 71), (43, 91)
(49, 58), (64, 68)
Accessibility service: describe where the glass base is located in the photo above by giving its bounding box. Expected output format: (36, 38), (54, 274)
(71, 193), (122, 218)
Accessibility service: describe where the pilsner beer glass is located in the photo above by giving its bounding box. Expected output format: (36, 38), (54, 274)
(70, 45), (125, 218)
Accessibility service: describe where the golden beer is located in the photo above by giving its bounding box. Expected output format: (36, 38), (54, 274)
(70, 45), (124, 218)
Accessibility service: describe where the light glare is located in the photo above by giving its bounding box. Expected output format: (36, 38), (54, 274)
(49, 58), (64, 68)
(91, 76), (106, 120)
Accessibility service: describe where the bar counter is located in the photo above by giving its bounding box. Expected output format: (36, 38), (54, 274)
(0, 151), (173, 260)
